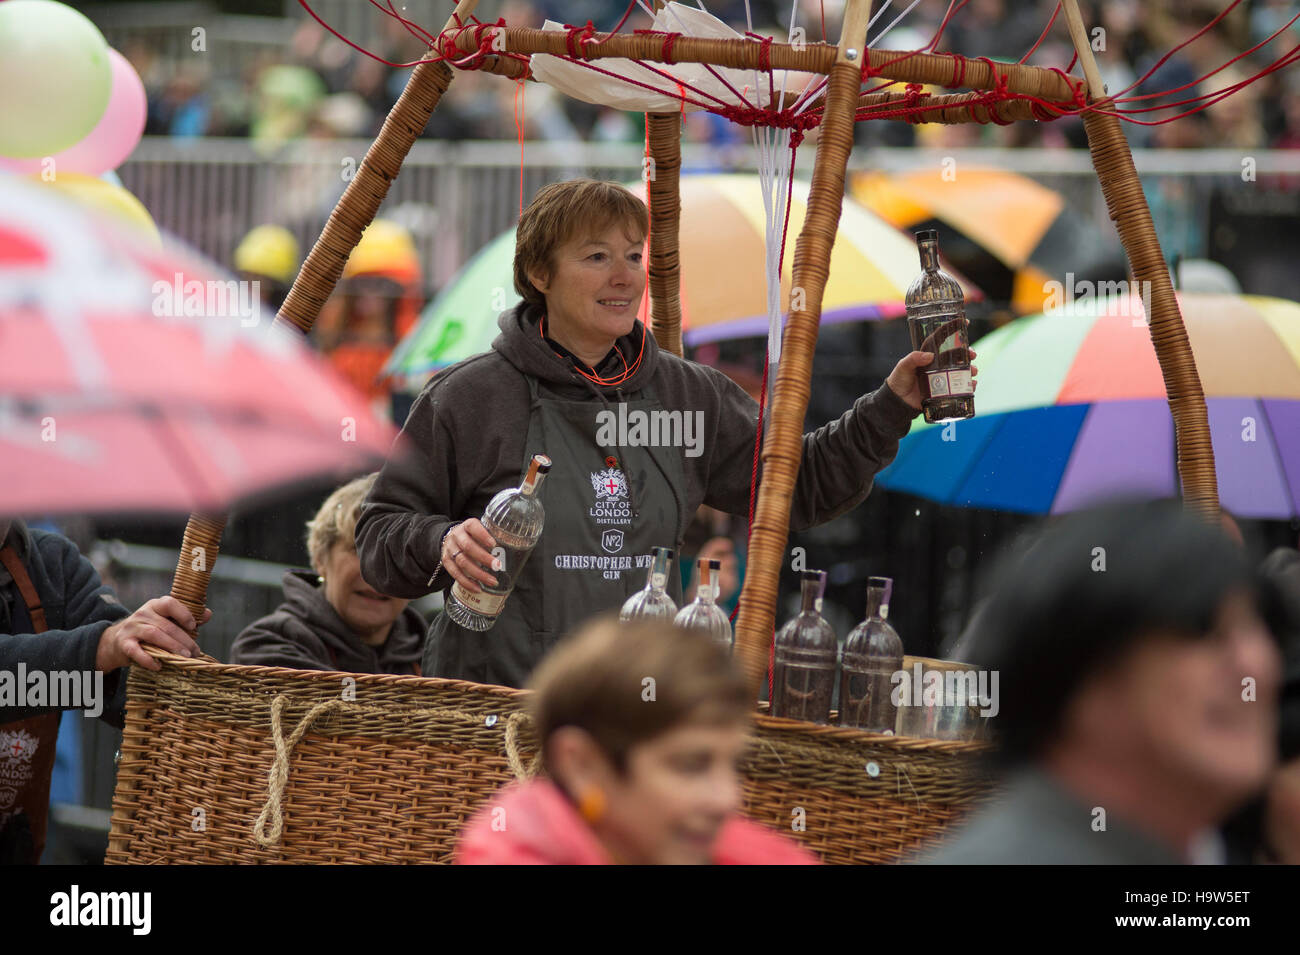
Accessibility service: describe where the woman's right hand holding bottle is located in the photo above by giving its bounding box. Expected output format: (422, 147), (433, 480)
(440, 519), (500, 593)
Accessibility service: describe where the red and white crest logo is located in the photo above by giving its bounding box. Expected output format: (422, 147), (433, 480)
(590, 467), (628, 502)
(0, 728), (39, 763)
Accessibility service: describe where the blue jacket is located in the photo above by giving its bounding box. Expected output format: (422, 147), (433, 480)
(0, 522), (130, 726)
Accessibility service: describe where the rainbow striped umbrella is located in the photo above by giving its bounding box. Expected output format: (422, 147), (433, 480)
(877, 292), (1300, 518)
(387, 174), (979, 385)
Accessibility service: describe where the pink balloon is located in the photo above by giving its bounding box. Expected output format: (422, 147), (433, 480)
(0, 48), (146, 176)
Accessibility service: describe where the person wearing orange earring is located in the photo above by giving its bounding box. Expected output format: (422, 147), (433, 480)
(455, 617), (818, 865)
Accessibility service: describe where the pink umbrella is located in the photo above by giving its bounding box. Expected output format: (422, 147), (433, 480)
(0, 174), (395, 517)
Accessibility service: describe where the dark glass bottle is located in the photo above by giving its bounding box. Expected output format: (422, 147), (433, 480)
(906, 229), (974, 423)
(839, 576), (904, 733)
(771, 570), (837, 724)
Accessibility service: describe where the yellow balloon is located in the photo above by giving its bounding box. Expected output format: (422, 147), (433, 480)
(33, 171), (161, 248)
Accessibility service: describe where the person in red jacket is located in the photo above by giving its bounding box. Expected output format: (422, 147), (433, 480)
(456, 616), (817, 865)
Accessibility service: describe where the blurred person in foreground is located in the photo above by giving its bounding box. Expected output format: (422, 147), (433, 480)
(1, 517), (204, 863)
(456, 617), (817, 864)
(918, 500), (1281, 864)
(1222, 545), (1300, 863)
(230, 475), (425, 674)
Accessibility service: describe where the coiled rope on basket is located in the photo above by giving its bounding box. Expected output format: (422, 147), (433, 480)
(252, 695), (540, 848)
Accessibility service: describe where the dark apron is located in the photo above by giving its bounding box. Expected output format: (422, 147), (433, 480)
(0, 545), (62, 865)
(424, 375), (687, 687)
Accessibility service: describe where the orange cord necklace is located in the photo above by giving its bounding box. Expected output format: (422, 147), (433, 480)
(540, 313), (646, 387)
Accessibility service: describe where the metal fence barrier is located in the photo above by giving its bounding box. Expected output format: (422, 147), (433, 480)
(120, 138), (1300, 295)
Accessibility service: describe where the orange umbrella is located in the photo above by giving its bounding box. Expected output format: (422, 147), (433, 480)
(853, 168), (1124, 315)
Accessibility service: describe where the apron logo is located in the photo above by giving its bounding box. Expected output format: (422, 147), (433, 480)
(601, 529), (625, 554)
(0, 728), (38, 763)
(589, 468), (632, 526)
(591, 468), (628, 501)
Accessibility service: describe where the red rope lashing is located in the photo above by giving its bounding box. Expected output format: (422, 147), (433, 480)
(902, 83), (928, 124)
(950, 52), (967, 88)
(564, 20), (597, 58)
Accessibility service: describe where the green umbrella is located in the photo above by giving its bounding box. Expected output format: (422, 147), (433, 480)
(386, 226), (516, 388)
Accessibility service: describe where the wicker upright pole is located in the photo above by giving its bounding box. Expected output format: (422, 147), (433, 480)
(167, 0), (480, 633)
(731, 0), (874, 697)
(645, 0), (684, 358)
(1062, 0), (1220, 523)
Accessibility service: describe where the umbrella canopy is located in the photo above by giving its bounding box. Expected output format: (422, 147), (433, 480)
(0, 174), (395, 517)
(387, 173), (980, 384)
(877, 292), (1300, 518)
(852, 168), (1123, 315)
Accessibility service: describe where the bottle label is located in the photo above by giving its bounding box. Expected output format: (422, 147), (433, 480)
(928, 369), (972, 397)
(451, 583), (507, 616)
(651, 572), (666, 589)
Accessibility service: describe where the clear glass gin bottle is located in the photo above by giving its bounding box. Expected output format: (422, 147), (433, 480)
(905, 229), (974, 423)
(839, 576), (904, 733)
(673, 558), (732, 648)
(620, 546), (678, 622)
(771, 570), (838, 724)
(446, 453), (551, 632)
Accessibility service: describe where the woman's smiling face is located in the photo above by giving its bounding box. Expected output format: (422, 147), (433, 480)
(528, 222), (646, 357)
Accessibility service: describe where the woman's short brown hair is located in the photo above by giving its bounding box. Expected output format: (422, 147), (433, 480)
(513, 180), (649, 311)
(305, 473), (377, 574)
(528, 615), (751, 774)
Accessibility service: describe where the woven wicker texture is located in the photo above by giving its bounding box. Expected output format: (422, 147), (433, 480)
(485, 28), (1077, 102)
(169, 514), (226, 630)
(105, 655), (991, 865)
(645, 112), (684, 357)
(1081, 103), (1219, 523)
(732, 55), (863, 694)
(444, 43), (1074, 128)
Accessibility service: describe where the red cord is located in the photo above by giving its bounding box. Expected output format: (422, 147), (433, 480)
(1019, 2), (1060, 64)
(539, 313), (646, 387)
(514, 77), (526, 218)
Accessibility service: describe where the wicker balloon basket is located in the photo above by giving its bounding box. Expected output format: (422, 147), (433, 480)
(107, 0), (1207, 868)
(105, 654), (993, 865)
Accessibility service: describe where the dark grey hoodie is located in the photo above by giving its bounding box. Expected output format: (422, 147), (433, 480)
(356, 303), (916, 683)
(229, 570), (426, 674)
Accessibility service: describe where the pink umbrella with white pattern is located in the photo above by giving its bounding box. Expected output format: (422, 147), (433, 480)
(0, 173), (395, 517)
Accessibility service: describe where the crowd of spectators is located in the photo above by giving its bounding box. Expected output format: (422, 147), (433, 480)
(116, 0), (1300, 152)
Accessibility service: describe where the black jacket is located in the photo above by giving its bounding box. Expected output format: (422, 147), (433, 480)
(0, 522), (130, 725)
(229, 570), (426, 674)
